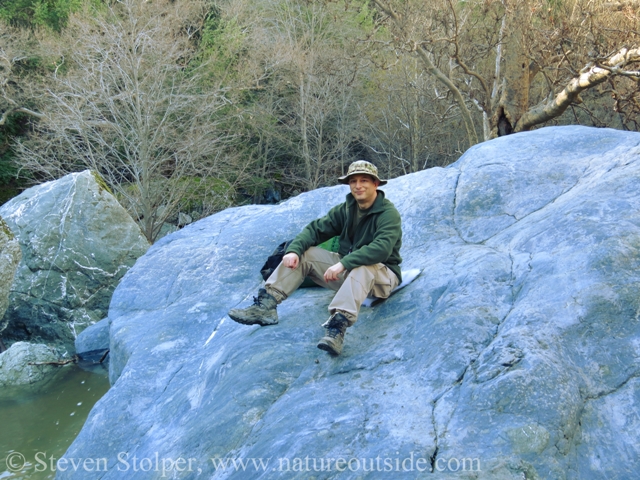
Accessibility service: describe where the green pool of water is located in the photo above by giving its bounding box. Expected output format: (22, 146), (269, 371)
(0, 365), (110, 479)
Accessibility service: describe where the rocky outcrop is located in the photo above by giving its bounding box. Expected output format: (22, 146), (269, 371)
(74, 317), (109, 354)
(0, 341), (61, 391)
(60, 127), (640, 479)
(0, 171), (149, 354)
(0, 217), (21, 348)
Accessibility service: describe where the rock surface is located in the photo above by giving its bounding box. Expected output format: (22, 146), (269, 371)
(0, 217), (21, 343)
(61, 127), (640, 479)
(0, 341), (60, 391)
(74, 317), (110, 354)
(0, 171), (149, 354)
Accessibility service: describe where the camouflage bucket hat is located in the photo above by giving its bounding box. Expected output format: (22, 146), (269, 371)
(338, 160), (387, 186)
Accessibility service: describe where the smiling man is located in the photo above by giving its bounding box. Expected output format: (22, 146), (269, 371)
(228, 160), (403, 356)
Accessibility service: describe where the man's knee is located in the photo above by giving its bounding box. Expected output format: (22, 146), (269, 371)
(348, 265), (376, 283)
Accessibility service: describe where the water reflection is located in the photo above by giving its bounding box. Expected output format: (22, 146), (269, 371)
(0, 365), (110, 479)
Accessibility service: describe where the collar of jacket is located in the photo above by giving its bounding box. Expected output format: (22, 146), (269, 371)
(345, 189), (387, 214)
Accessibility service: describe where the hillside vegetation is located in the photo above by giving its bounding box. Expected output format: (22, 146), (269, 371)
(1, 0), (639, 241)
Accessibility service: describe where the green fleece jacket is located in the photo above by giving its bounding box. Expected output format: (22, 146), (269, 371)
(286, 190), (403, 282)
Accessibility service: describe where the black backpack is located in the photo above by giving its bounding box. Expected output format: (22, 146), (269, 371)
(260, 240), (293, 281)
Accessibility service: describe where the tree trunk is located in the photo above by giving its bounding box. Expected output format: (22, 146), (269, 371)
(370, 0), (479, 148)
(299, 72), (312, 188)
(490, 1), (530, 137)
(410, 57), (420, 172)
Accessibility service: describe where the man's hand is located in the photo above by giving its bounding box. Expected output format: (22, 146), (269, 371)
(324, 262), (346, 282)
(282, 252), (300, 269)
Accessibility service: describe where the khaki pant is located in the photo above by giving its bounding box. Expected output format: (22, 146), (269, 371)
(265, 246), (399, 326)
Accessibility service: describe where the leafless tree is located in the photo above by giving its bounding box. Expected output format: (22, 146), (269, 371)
(230, 0), (365, 191)
(0, 27), (43, 126)
(366, 0), (640, 147)
(358, 55), (465, 177)
(16, 0), (240, 242)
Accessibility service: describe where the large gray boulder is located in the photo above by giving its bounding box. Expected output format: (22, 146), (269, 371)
(0, 171), (149, 354)
(0, 341), (60, 391)
(74, 317), (110, 355)
(60, 127), (640, 479)
(0, 217), (21, 345)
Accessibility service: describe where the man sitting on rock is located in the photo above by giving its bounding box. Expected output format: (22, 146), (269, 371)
(228, 160), (403, 356)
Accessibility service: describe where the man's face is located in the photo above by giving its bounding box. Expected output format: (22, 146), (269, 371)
(348, 174), (380, 207)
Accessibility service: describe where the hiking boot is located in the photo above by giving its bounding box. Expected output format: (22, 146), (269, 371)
(317, 313), (349, 355)
(228, 289), (278, 326)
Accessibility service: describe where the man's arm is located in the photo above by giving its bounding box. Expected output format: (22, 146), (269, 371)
(285, 204), (345, 258)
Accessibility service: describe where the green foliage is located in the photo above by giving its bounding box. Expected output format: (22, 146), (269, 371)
(236, 175), (276, 201)
(346, 0), (376, 30)
(0, 154), (17, 185)
(543, 0), (564, 13)
(175, 176), (236, 213)
(195, 9), (248, 85)
(0, 181), (23, 206)
(0, 144), (18, 182)
(90, 170), (113, 195)
(0, 0), (87, 30)
(0, 113), (31, 205)
(0, 217), (14, 238)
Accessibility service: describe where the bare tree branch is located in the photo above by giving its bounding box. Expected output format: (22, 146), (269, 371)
(0, 36), (44, 126)
(16, 0), (239, 242)
(0, 106), (44, 126)
(517, 47), (640, 132)
(371, 0), (479, 147)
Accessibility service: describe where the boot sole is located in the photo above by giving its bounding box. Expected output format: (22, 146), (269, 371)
(228, 312), (278, 326)
(317, 342), (341, 356)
